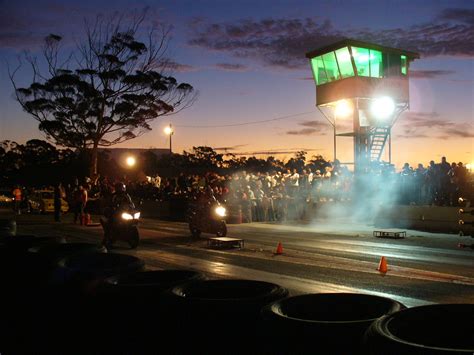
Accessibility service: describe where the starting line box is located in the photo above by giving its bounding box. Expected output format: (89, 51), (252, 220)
(207, 237), (244, 249)
(373, 230), (406, 239)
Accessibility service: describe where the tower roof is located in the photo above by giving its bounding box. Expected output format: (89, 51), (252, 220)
(305, 38), (419, 60)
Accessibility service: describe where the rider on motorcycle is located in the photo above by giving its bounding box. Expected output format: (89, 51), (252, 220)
(111, 182), (135, 210)
(101, 182), (135, 246)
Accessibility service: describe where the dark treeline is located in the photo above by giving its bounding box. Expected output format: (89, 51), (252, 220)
(0, 140), (330, 188)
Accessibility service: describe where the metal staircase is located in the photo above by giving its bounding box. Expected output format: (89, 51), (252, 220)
(369, 127), (390, 162)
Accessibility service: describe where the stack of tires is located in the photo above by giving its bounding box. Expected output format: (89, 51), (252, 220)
(261, 293), (405, 355)
(95, 269), (208, 352)
(164, 279), (289, 353)
(0, 236), (120, 354)
(363, 304), (474, 354)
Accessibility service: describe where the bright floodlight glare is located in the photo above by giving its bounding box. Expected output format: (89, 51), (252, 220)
(334, 100), (352, 118)
(164, 126), (173, 135)
(126, 156), (136, 167)
(371, 97), (395, 120)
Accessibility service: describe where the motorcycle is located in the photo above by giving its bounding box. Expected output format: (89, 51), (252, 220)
(100, 207), (141, 249)
(187, 201), (227, 238)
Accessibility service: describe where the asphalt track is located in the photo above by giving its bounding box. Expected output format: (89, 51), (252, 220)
(12, 212), (474, 308)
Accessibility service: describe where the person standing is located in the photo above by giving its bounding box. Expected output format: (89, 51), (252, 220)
(12, 185), (22, 215)
(54, 183), (62, 222)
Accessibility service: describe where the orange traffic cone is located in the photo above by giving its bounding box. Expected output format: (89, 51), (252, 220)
(377, 256), (388, 273)
(275, 242), (283, 255)
(86, 213), (91, 225)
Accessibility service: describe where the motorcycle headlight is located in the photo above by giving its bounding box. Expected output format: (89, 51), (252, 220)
(133, 212), (141, 219)
(121, 212), (134, 220)
(215, 206), (226, 217)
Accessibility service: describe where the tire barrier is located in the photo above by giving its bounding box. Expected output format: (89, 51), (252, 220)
(261, 293), (405, 355)
(0, 235), (67, 288)
(20, 253), (147, 354)
(0, 235), (67, 254)
(52, 252), (146, 295)
(96, 270), (207, 352)
(363, 304), (474, 354)
(166, 279), (289, 352)
(0, 218), (16, 237)
(0, 240), (107, 354)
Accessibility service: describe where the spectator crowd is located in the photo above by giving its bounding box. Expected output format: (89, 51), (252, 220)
(8, 156), (472, 224)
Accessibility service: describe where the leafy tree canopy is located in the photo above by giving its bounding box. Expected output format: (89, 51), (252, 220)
(10, 10), (196, 176)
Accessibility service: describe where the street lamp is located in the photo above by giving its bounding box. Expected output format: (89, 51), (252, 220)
(164, 124), (174, 154)
(126, 156), (136, 167)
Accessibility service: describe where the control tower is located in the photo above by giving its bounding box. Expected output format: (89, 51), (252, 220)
(306, 39), (419, 172)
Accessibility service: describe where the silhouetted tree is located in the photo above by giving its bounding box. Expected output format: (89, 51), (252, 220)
(285, 150), (307, 171)
(10, 10), (196, 177)
(183, 146), (224, 171)
(307, 154), (330, 172)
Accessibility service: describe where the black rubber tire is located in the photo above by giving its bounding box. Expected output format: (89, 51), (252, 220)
(52, 252), (145, 295)
(88, 270), (206, 352)
(363, 304), (474, 354)
(0, 235), (66, 254)
(103, 269), (206, 294)
(166, 279), (289, 352)
(261, 293), (405, 355)
(216, 221), (227, 237)
(128, 228), (140, 249)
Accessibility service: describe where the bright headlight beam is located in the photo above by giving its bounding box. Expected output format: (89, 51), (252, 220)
(121, 212), (133, 220)
(215, 206), (226, 217)
(371, 97), (395, 120)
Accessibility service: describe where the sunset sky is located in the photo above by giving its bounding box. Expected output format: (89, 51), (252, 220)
(0, 0), (473, 169)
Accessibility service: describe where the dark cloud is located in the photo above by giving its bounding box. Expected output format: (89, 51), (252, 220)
(0, 3), (162, 50)
(0, 1), (89, 49)
(410, 70), (456, 78)
(299, 120), (328, 129)
(437, 8), (474, 24)
(395, 132), (430, 139)
(286, 120), (329, 135)
(188, 7), (474, 69)
(396, 111), (474, 139)
(214, 63), (248, 71)
(165, 60), (197, 73)
(442, 128), (474, 138)
(287, 128), (321, 135)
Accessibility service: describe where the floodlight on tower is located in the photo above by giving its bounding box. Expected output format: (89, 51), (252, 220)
(335, 100), (353, 118)
(371, 97), (395, 121)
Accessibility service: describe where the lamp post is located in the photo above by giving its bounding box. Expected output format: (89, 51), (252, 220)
(164, 124), (174, 154)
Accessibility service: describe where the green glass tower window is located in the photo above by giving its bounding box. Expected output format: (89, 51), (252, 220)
(335, 47), (355, 78)
(311, 56), (328, 85)
(352, 47), (370, 76)
(322, 52), (340, 82)
(352, 46), (383, 78)
(401, 55), (407, 75)
(369, 49), (383, 77)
